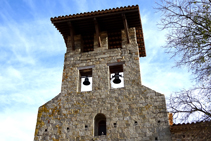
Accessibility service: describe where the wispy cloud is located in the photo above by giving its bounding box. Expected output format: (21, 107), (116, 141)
(140, 11), (193, 97)
(0, 3), (64, 141)
(0, 110), (37, 141)
(73, 0), (89, 13)
(0, 1), (193, 140)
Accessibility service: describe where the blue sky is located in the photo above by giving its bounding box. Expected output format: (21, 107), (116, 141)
(0, 0), (193, 140)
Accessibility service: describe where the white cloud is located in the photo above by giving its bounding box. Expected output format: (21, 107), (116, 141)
(0, 1), (195, 140)
(140, 11), (193, 97)
(7, 66), (22, 79)
(0, 110), (37, 141)
(0, 65), (62, 105)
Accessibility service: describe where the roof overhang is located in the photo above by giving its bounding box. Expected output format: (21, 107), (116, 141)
(51, 5), (146, 57)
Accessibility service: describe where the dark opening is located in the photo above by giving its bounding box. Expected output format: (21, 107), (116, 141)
(108, 31), (122, 49)
(114, 123), (117, 128)
(67, 127), (69, 130)
(134, 121), (138, 126)
(85, 125), (88, 130)
(158, 120), (160, 123)
(155, 137), (158, 140)
(82, 34), (94, 52)
(94, 113), (106, 136)
(98, 120), (106, 135)
(45, 129), (47, 132)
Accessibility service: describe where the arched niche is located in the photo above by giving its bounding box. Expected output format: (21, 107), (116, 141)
(94, 113), (106, 136)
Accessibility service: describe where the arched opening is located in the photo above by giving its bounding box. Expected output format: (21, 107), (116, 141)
(94, 113), (106, 136)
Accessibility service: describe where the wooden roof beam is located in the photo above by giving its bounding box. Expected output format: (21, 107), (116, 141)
(68, 22), (75, 50)
(122, 14), (130, 44)
(94, 18), (102, 47)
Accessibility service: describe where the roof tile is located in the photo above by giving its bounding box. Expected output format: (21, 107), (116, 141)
(51, 5), (139, 21)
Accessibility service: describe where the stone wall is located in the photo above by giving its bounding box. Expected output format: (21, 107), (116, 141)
(34, 28), (171, 141)
(171, 121), (211, 141)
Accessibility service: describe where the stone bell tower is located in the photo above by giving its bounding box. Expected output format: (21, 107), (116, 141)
(34, 5), (171, 141)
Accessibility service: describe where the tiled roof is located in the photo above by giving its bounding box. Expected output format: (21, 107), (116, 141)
(170, 121), (211, 132)
(51, 5), (139, 22)
(172, 121), (210, 126)
(51, 5), (146, 57)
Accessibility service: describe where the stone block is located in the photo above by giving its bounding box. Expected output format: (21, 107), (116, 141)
(34, 28), (171, 141)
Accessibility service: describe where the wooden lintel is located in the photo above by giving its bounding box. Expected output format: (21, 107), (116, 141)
(122, 14), (130, 44)
(94, 18), (102, 47)
(77, 65), (95, 70)
(68, 22), (75, 50)
(107, 61), (125, 66)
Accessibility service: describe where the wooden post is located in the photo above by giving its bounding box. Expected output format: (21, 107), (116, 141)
(68, 21), (75, 50)
(122, 14), (130, 44)
(94, 18), (102, 47)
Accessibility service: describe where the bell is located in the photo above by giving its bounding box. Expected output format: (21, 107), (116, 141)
(112, 72), (122, 84)
(83, 77), (90, 85)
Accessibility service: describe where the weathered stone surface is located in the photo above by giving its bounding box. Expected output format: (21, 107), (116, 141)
(34, 28), (171, 141)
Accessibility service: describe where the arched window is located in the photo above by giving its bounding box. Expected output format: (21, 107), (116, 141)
(94, 113), (106, 136)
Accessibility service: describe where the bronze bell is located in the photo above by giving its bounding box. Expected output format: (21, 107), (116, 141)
(83, 77), (90, 85)
(112, 72), (122, 84)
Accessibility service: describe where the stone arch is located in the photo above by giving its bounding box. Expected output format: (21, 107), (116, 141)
(94, 113), (106, 136)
